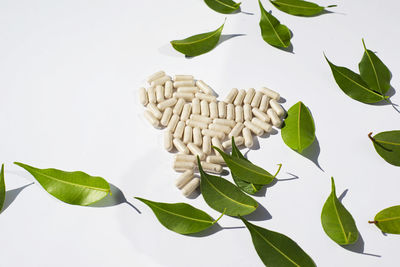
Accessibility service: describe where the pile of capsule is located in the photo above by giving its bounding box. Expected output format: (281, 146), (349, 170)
(138, 71), (285, 197)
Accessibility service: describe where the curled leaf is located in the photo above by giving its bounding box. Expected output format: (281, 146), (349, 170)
(270, 0), (336, 17)
(369, 205), (400, 234)
(204, 0), (241, 14)
(368, 131), (400, 166)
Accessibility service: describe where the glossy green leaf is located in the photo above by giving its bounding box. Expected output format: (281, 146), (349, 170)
(170, 21), (225, 57)
(325, 55), (386, 103)
(204, 0), (241, 14)
(14, 162), (110, 206)
(359, 39), (391, 96)
(321, 177), (358, 245)
(281, 101), (315, 153)
(0, 164), (5, 212)
(214, 146), (279, 185)
(369, 131), (400, 166)
(369, 205), (400, 234)
(198, 157), (258, 216)
(270, 0), (336, 17)
(135, 197), (223, 235)
(240, 216), (316, 267)
(258, 0), (292, 48)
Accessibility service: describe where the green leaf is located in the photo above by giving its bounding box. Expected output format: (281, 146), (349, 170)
(270, 0), (335, 17)
(204, 0), (241, 14)
(0, 164), (5, 212)
(325, 55), (386, 103)
(170, 21), (225, 57)
(135, 197), (223, 235)
(321, 177), (358, 245)
(359, 39), (391, 96)
(258, 0), (292, 48)
(240, 216), (316, 267)
(281, 101), (315, 153)
(369, 205), (400, 234)
(198, 157), (258, 216)
(213, 146), (278, 185)
(368, 131), (400, 166)
(14, 162), (110, 206)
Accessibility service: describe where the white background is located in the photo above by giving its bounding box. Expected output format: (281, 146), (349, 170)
(0, 0), (399, 266)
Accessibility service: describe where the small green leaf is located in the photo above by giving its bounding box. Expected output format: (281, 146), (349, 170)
(204, 0), (241, 14)
(270, 0), (335, 17)
(321, 177), (358, 245)
(135, 197), (222, 235)
(198, 157), (258, 216)
(0, 164), (5, 212)
(240, 216), (316, 267)
(14, 162), (110, 206)
(170, 21), (225, 57)
(359, 39), (391, 96)
(258, 0), (292, 48)
(325, 54), (386, 103)
(281, 101), (315, 153)
(369, 205), (400, 234)
(213, 147), (278, 185)
(368, 131), (400, 166)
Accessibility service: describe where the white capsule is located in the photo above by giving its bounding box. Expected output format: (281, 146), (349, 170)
(252, 117), (272, 133)
(147, 70), (165, 84)
(155, 85), (164, 103)
(166, 114), (179, 132)
(181, 177), (200, 197)
(251, 91), (263, 107)
(173, 138), (189, 154)
(244, 121), (264, 136)
(260, 87), (280, 100)
(225, 88), (238, 104)
(173, 121), (185, 139)
(198, 161), (223, 174)
(160, 107), (173, 126)
(147, 86), (156, 103)
(183, 126), (193, 144)
(186, 119), (208, 129)
(164, 131), (173, 151)
(227, 103), (235, 120)
(202, 129), (225, 140)
(211, 136), (224, 154)
(218, 101), (226, 118)
(173, 98), (185, 115)
(202, 135), (212, 154)
(174, 80), (195, 88)
(190, 114), (213, 124)
(243, 127), (253, 148)
(252, 107), (270, 122)
(157, 98), (177, 111)
(235, 105), (244, 123)
(233, 89), (246, 106)
(177, 86), (199, 93)
(144, 110), (159, 128)
(187, 143), (205, 160)
(228, 122), (244, 138)
(193, 127), (202, 146)
(195, 92), (217, 102)
(151, 75), (171, 87)
(209, 102), (218, 119)
(243, 88), (256, 105)
(196, 80), (213, 95)
(180, 103), (192, 121)
(200, 100), (210, 117)
(206, 155), (226, 165)
(147, 103), (162, 119)
(209, 123), (231, 134)
(175, 170), (194, 189)
(138, 87), (148, 106)
(222, 136), (244, 149)
(270, 99), (285, 117)
(192, 98), (201, 115)
(267, 108), (282, 128)
(213, 118), (236, 128)
(175, 154), (197, 162)
(173, 92), (194, 101)
(244, 104), (253, 121)
(164, 80), (173, 98)
(259, 95), (269, 112)
(173, 160), (195, 172)
(174, 75), (194, 81)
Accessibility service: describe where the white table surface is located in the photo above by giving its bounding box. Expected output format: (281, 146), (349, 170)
(1, 0), (399, 266)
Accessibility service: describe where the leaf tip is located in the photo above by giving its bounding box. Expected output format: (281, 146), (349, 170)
(330, 177), (336, 194)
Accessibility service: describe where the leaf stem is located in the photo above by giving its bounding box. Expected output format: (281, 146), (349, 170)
(368, 220), (378, 224)
(361, 38), (367, 51)
(326, 5), (337, 8)
(368, 132), (375, 142)
(272, 164), (282, 179)
(213, 208), (226, 224)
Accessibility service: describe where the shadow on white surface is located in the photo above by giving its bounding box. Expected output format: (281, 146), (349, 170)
(1, 183), (34, 213)
(302, 137), (323, 171)
(243, 201), (272, 221)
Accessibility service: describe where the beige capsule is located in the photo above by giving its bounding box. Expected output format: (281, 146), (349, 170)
(174, 75), (194, 81)
(270, 99), (285, 117)
(200, 100), (210, 117)
(252, 117), (272, 133)
(209, 101), (218, 119)
(193, 127), (202, 146)
(218, 101), (226, 118)
(211, 136), (224, 154)
(244, 121), (264, 136)
(173, 98), (185, 115)
(175, 154), (197, 162)
(160, 107), (173, 126)
(173, 160), (195, 172)
(235, 105), (244, 123)
(187, 143), (206, 160)
(192, 98), (201, 115)
(175, 170), (194, 189)
(198, 161), (223, 174)
(177, 86), (199, 93)
(173, 121), (185, 139)
(228, 122), (244, 138)
(209, 123), (231, 134)
(226, 103), (235, 120)
(183, 126), (193, 144)
(138, 87), (148, 106)
(190, 114), (213, 124)
(195, 92), (217, 102)
(164, 80), (173, 98)
(267, 108), (282, 128)
(157, 97), (177, 111)
(181, 177), (200, 197)
(252, 107), (270, 122)
(147, 86), (156, 104)
(222, 136), (244, 149)
(147, 103), (162, 119)
(144, 110), (160, 128)
(151, 75), (171, 87)
(225, 88), (238, 104)
(243, 127), (253, 148)
(174, 80), (195, 88)
(233, 89), (246, 106)
(202, 135), (212, 154)
(196, 80), (213, 95)
(251, 91), (263, 107)
(166, 114), (180, 132)
(173, 138), (189, 154)
(259, 95), (269, 112)
(173, 92), (195, 101)
(243, 88), (256, 105)
(206, 155), (226, 165)
(186, 119), (208, 129)
(202, 129), (225, 140)
(180, 103), (192, 122)
(155, 85), (164, 103)
(260, 87), (280, 100)
(244, 104), (252, 121)
(147, 70), (165, 84)
(213, 118), (236, 128)
(164, 131), (173, 151)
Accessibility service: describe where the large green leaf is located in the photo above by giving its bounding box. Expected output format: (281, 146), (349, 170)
(270, 0), (336, 17)
(258, 0), (292, 48)
(14, 162), (110, 206)
(370, 205), (400, 234)
(281, 101), (315, 153)
(321, 177), (358, 245)
(325, 55), (386, 103)
(170, 21), (225, 57)
(204, 0), (241, 14)
(0, 164), (5, 212)
(240, 216), (316, 267)
(198, 157), (258, 216)
(369, 131), (400, 166)
(359, 39), (391, 96)
(135, 197), (223, 235)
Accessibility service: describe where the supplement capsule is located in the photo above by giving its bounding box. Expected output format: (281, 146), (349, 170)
(202, 129), (225, 140)
(206, 155), (226, 165)
(173, 98), (185, 115)
(233, 89), (246, 106)
(190, 114), (213, 124)
(157, 98), (177, 111)
(226, 103), (235, 120)
(243, 127), (253, 148)
(209, 123), (231, 134)
(209, 101), (218, 119)
(259, 95), (269, 112)
(235, 105), (244, 123)
(202, 135), (212, 154)
(218, 101), (226, 118)
(183, 126), (193, 144)
(252, 107), (270, 122)
(147, 86), (156, 103)
(198, 161), (223, 174)
(192, 98), (201, 115)
(144, 110), (160, 128)
(244, 121), (264, 136)
(167, 114), (179, 132)
(180, 103), (192, 122)
(164, 80), (173, 98)
(243, 88), (256, 105)
(193, 127), (202, 146)
(173, 160), (195, 172)
(244, 104), (253, 121)
(147, 70), (165, 84)
(160, 107), (173, 126)
(228, 122), (244, 138)
(252, 117), (272, 133)
(200, 100), (210, 117)
(147, 103), (162, 119)
(173, 121), (185, 139)
(181, 177), (200, 197)
(173, 138), (189, 154)
(186, 119), (208, 129)
(155, 85), (164, 103)
(175, 170), (194, 189)
(174, 80), (195, 88)
(187, 143), (205, 160)
(225, 88), (238, 104)
(196, 80), (213, 95)
(174, 75), (194, 81)
(213, 118), (236, 128)
(270, 99), (285, 117)
(260, 87), (280, 100)
(175, 154), (197, 162)
(151, 75), (171, 87)
(211, 136), (224, 153)
(177, 86), (199, 93)
(222, 136), (244, 149)
(251, 91), (263, 107)
(164, 131), (173, 151)
(173, 92), (194, 101)
(267, 108), (282, 128)
(139, 87), (148, 106)
(195, 92), (217, 102)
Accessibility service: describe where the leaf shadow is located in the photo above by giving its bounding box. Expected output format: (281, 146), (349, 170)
(252, 172), (299, 197)
(1, 182), (34, 213)
(242, 201), (272, 221)
(301, 136), (324, 172)
(188, 224), (245, 238)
